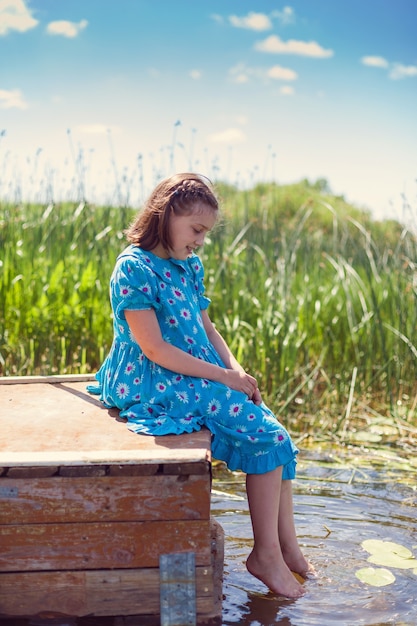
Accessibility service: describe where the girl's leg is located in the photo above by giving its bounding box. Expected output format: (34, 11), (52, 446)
(278, 479), (311, 577)
(245, 468), (305, 598)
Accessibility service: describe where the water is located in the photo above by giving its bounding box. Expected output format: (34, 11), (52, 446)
(213, 451), (417, 626)
(3, 450), (416, 626)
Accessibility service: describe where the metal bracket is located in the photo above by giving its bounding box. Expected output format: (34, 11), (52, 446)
(160, 552), (197, 626)
(0, 486), (18, 498)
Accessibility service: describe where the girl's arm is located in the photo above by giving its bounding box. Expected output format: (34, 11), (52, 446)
(202, 310), (262, 405)
(124, 308), (259, 400)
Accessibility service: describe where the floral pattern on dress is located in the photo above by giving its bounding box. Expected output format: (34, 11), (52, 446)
(88, 245), (298, 477)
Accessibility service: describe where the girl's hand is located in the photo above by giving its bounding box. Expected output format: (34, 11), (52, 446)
(223, 369), (261, 404)
(251, 386), (263, 406)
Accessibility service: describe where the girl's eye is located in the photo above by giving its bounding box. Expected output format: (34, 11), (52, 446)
(193, 229), (202, 234)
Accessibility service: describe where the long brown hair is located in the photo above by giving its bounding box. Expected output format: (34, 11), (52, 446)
(125, 173), (219, 251)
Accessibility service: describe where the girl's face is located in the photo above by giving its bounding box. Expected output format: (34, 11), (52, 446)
(167, 203), (217, 260)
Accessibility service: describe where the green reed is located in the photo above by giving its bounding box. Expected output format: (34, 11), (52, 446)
(1, 182), (416, 435)
(205, 183), (417, 429)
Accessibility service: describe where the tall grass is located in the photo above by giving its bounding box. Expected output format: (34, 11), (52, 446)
(1, 181), (416, 436)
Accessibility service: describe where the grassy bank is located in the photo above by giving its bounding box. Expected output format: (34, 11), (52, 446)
(1, 180), (416, 444)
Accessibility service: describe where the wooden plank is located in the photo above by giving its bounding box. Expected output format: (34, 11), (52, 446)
(0, 567), (214, 617)
(0, 520), (211, 571)
(0, 475), (210, 525)
(0, 520), (224, 623)
(209, 518), (224, 621)
(0, 458), (210, 478)
(0, 374), (96, 384)
(162, 462), (211, 475)
(0, 449), (211, 467)
(0, 381), (212, 467)
(4, 466), (59, 478)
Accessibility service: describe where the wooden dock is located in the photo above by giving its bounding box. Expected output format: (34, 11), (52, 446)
(0, 376), (224, 625)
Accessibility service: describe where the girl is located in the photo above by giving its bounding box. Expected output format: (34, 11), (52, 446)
(88, 172), (310, 599)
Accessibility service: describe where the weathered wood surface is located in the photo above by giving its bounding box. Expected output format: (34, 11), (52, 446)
(0, 518), (224, 620)
(0, 377), (212, 467)
(0, 377), (223, 623)
(0, 519), (211, 571)
(0, 375), (97, 385)
(0, 474), (210, 525)
(0, 566), (214, 616)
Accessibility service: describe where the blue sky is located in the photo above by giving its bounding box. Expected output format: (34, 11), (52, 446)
(1, 0), (416, 225)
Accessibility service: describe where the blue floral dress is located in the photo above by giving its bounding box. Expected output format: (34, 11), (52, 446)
(88, 245), (298, 477)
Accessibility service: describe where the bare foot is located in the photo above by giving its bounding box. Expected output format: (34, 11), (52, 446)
(246, 549), (305, 598)
(281, 545), (316, 579)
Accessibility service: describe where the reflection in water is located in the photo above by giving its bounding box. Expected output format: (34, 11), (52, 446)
(213, 457), (417, 626)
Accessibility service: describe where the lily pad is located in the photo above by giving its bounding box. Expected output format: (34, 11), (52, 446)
(362, 539), (417, 570)
(348, 431), (382, 443)
(355, 567), (395, 587)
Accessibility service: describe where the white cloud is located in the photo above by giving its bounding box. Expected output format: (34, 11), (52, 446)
(229, 63), (264, 84)
(361, 55), (389, 68)
(235, 115), (249, 126)
(255, 34), (333, 58)
(210, 13), (223, 25)
(229, 63), (252, 83)
(280, 85), (295, 95)
(229, 62), (298, 84)
(267, 65), (298, 81)
(271, 6), (295, 25)
(232, 72), (249, 84)
(361, 55), (417, 80)
(229, 11), (272, 31)
(208, 128), (246, 144)
(46, 19), (88, 38)
(189, 69), (201, 80)
(389, 63), (417, 80)
(75, 124), (120, 135)
(0, 0), (38, 35)
(0, 88), (28, 109)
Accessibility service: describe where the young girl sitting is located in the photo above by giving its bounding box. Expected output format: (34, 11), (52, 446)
(88, 172), (310, 598)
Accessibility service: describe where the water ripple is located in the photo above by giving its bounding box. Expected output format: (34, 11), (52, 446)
(215, 462), (417, 626)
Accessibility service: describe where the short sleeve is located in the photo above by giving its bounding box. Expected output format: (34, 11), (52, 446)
(110, 255), (160, 320)
(188, 255), (211, 311)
